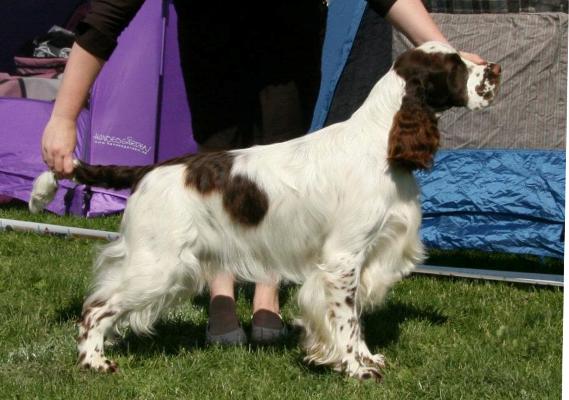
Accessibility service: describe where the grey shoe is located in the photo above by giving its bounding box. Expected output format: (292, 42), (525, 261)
(251, 324), (288, 344)
(251, 310), (288, 345)
(206, 295), (247, 346)
(205, 324), (247, 346)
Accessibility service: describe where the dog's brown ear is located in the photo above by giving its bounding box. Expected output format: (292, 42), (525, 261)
(387, 77), (440, 171)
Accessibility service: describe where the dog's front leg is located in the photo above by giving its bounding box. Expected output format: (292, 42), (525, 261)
(298, 251), (384, 382)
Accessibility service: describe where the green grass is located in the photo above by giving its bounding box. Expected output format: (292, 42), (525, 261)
(0, 202), (563, 399)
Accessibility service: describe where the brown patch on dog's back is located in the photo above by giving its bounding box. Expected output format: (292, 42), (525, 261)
(222, 175), (269, 226)
(182, 152), (268, 226)
(184, 152), (234, 194)
(78, 150), (269, 227)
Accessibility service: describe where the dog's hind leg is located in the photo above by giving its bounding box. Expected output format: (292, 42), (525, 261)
(298, 250), (384, 382)
(76, 241), (204, 372)
(77, 297), (121, 372)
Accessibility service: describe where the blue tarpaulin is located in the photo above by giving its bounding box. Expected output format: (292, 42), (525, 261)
(418, 150), (565, 258)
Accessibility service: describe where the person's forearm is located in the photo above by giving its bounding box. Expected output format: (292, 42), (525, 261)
(385, 0), (448, 46)
(51, 42), (105, 121)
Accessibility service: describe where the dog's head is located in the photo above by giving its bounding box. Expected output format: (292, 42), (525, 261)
(388, 41), (501, 171)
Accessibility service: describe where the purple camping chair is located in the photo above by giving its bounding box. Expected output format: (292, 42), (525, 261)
(0, 0), (196, 216)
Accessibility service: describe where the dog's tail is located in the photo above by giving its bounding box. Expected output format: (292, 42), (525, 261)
(29, 160), (153, 213)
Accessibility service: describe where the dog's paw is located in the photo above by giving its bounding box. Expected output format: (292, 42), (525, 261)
(350, 366), (383, 383)
(337, 357), (384, 383)
(104, 332), (122, 347)
(362, 353), (386, 369)
(78, 352), (119, 373)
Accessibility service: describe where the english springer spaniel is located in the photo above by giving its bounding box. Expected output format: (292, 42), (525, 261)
(30, 42), (500, 381)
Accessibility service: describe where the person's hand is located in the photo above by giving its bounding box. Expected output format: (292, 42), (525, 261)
(41, 116), (77, 178)
(459, 51), (486, 65)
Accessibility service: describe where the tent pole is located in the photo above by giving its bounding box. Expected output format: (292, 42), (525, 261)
(0, 217), (563, 287)
(415, 265), (563, 287)
(0, 218), (119, 241)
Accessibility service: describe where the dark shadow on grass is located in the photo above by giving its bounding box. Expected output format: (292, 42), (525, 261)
(55, 290), (447, 372)
(53, 287), (298, 359)
(111, 320), (301, 360)
(54, 296), (84, 323)
(295, 300), (448, 376)
(113, 319), (207, 356)
(111, 292), (210, 357)
(363, 301), (448, 349)
(102, 291), (297, 359)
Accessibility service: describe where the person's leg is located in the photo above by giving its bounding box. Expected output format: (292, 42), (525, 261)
(252, 282), (280, 314)
(251, 282), (287, 344)
(207, 273), (246, 345)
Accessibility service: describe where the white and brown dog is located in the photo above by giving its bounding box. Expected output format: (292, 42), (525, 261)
(30, 42), (500, 381)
